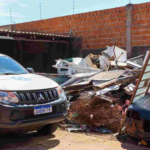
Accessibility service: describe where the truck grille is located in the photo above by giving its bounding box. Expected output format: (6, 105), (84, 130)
(15, 88), (59, 104)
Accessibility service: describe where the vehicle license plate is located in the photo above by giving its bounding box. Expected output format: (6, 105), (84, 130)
(34, 105), (52, 115)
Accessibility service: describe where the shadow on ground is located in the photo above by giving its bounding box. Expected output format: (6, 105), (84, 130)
(0, 131), (60, 150)
(121, 142), (150, 150)
(118, 135), (150, 150)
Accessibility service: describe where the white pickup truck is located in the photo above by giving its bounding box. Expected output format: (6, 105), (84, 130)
(0, 54), (67, 135)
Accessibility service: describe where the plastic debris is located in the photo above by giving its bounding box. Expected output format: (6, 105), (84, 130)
(95, 126), (112, 133)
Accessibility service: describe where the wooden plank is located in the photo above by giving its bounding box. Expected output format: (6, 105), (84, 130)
(94, 75), (140, 90)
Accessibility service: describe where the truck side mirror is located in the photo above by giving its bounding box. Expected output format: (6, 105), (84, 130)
(26, 68), (34, 73)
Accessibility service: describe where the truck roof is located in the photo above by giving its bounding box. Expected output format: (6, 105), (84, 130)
(0, 54), (8, 57)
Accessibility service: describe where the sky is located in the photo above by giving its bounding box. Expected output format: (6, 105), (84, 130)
(0, 0), (149, 26)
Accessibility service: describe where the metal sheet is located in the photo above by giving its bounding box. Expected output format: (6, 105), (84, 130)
(141, 72), (150, 80)
(131, 51), (150, 103)
(139, 81), (145, 88)
(133, 93), (146, 102)
(145, 66), (150, 72)
(135, 87), (148, 96)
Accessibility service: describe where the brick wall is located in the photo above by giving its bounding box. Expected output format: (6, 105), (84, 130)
(131, 3), (150, 46)
(15, 6), (127, 50)
(6, 2), (150, 57)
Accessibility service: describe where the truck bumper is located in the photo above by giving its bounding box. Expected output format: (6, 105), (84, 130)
(0, 98), (68, 133)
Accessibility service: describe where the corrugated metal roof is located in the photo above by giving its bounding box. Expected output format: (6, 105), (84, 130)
(0, 29), (70, 38)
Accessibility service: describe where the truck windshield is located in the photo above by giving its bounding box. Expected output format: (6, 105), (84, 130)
(0, 56), (28, 74)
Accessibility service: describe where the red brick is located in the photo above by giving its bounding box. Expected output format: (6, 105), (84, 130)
(89, 11), (94, 16)
(145, 13), (150, 18)
(143, 30), (148, 35)
(144, 8), (149, 13)
(79, 13), (83, 18)
(134, 4), (138, 9)
(86, 12), (90, 17)
(133, 15), (137, 20)
(94, 11), (97, 16)
(143, 40), (150, 45)
(121, 11), (126, 17)
(137, 14), (141, 20)
(112, 8), (116, 13)
(104, 9), (107, 14)
(115, 7), (120, 12)
(139, 9), (144, 14)
(133, 9), (139, 14)
(119, 7), (123, 12)
(142, 3), (147, 8)
(96, 11), (101, 15)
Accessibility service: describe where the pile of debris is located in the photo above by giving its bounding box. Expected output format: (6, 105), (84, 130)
(54, 45), (144, 133)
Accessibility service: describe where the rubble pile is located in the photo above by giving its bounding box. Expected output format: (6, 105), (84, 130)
(68, 94), (122, 132)
(53, 45), (144, 133)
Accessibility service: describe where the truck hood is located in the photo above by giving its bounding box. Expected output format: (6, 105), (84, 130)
(0, 74), (59, 91)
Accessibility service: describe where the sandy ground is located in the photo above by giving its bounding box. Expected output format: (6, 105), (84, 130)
(0, 130), (149, 150)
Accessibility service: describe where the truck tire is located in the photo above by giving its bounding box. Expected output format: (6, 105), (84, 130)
(37, 123), (59, 135)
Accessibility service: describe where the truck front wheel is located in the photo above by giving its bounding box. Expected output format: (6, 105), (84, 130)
(37, 123), (59, 135)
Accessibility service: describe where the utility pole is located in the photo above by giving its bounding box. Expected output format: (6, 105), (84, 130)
(40, 3), (42, 20)
(13, 21), (16, 31)
(10, 8), (13, 24)
(73, 0), (75, 14)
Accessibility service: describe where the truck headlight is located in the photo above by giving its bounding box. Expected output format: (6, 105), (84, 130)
(0, 91), (19, 104)
(57, 86), (66, 98)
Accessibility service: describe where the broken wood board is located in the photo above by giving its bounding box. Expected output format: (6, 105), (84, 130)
(94, 95), (116, 103)
(93, 75), (140, 90)
(89, 70), (125, 81)
(63, 80), (93, 91)
(65, 85), (93, 95)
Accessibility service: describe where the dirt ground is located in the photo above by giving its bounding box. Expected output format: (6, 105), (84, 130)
(0, 130), (149, 150)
